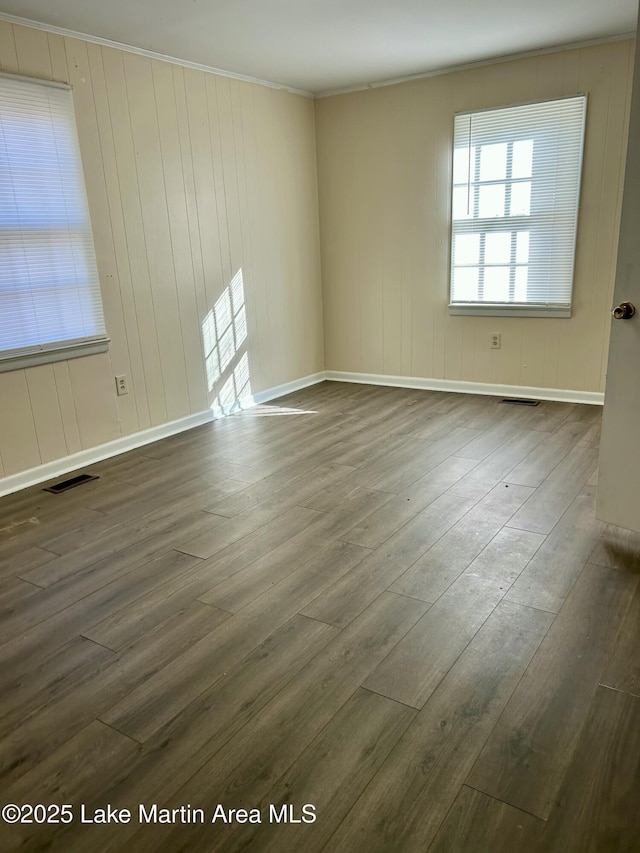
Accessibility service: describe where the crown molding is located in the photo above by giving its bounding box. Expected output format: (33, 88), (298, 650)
(315, 32), (635, 98)
(0, 11), (313, 98)
(0, 13), (632, 107)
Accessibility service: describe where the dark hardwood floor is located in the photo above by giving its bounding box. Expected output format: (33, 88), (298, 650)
(0, 380), (638, 852)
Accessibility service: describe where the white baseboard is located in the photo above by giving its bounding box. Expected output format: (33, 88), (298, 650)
(324, 370), (605, 406)
(0, 368), (601, 498)
(0, 372), (327, 499)
(210, 372), (327, 418)
(253, 371), (327, 404)
(0, 410), (215, 499)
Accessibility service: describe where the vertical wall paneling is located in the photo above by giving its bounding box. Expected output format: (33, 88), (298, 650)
(151, 58), (207, 415)
(315, 40), (634, 394)
(13, 24), (51, 79)
(65, 38), (139, 439)
(0, 20), (18, 71)
(380, 87), (407, 377)
(51, 364), (83, 457)
(206, 75), (233, 290)
(266, 90), (294, 384)
(231, 78), (257, 383)
(358, 94), (384, 375)
(0, 20), (322, 482)
(87, 42), (148, 433)
(183, 68), (225, 342)
(298, 97), (324, 377)
(399, 86), (415, 378)
(253, 86), (282, 385)
(405, 82), (428, 378)
(216, 77), (244, 275)
(67, 354), (120, 448)
(24, 366), (68, 464)
(270, 90), (322, 384)
(172, 66), (208, 336)
(213, 75), (250, 403)
(0, 18), (628, 486)
(115, 50), (189, 426)
(123, 52), (190, 422)
(238, 84), (268, 393)
(0, 371), (40, 475)
(46, 32), (68, 82)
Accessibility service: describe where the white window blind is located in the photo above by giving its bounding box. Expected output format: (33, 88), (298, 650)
(449, 95), (587, 317)
(0, 73), (108, 371)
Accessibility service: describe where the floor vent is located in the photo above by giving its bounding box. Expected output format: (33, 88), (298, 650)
(43, 473), (99, 494)
(500, 398), (540, 406)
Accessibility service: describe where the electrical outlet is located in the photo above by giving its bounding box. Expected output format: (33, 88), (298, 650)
(490, 333), (501, 350)
(115, 374), (128, 396)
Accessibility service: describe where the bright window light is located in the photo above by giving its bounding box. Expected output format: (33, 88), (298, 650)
(0, 73), (108, 370)
(449, 95), (587, 318)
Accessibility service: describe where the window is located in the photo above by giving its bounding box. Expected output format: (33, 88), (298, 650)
(449, 95), (587, 317)
(0, 72), (108, 371)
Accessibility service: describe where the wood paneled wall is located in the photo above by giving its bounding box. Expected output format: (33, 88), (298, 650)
(0, 21), (323, 478)
(0, 26), (634, 482)
(315, 41), (634, 394)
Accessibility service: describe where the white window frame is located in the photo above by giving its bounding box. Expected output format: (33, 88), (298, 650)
(0, 72), (109, 372)
(448, 95), (587, 318)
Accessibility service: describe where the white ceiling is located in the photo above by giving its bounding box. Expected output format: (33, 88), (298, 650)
(0, 0), (637, 94)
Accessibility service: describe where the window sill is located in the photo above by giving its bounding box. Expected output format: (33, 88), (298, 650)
(0, 338), (111, 373)
(449, 303), (571, 318)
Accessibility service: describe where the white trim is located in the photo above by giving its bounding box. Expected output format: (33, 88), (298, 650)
(0, 371), (326, 498)
(0, 338), (110, 372)
(324, 370), (604, 406)
(0, 69), (70, 90)
(253, 371), (327, 404)
(208, 372), (327, 418)
(315, 33), (635, 98)
(0, 11), (312, 98)
(0, 409), (213, 498)
(0, 368), (603, 498)
(448, 304), (572, 318)
(0, 11), (631, 101)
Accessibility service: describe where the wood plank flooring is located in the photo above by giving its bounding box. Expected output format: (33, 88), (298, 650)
(0, 380), (638, 852)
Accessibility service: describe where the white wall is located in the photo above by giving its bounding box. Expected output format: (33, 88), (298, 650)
(0, 20), (324, 478)
(315, 40), (634, 394)
(0, 27), (635, 485)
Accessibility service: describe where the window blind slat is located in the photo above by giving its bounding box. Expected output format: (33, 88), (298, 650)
(449, 95), (587, 315)
(0, 74), (106, 364)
